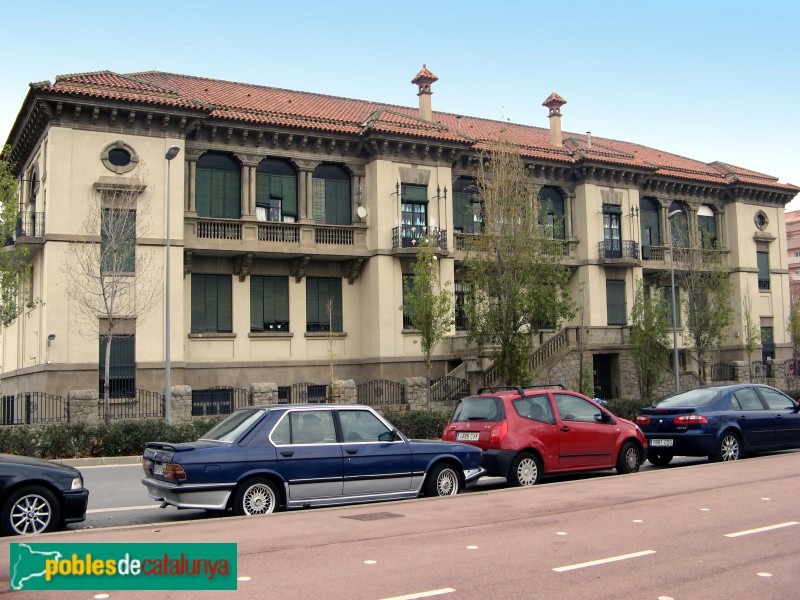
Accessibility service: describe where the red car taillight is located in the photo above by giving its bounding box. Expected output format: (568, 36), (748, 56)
(674, 414), (708, 425)
(163, 464), (187, 481)
(489, 420), (508, 444)
(635, 416), (650, 425)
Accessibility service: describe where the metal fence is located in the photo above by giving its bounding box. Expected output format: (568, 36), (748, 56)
(276, 382), (329, 404)
(750, 361), (772, 380)
(104, 389), (164, 421)
(710, 362), (735, 382)
(0, 392), (68, 425)
(429, 375), (470, 405)
(356, 379), (404, 407)
(191, 386), (251, 416)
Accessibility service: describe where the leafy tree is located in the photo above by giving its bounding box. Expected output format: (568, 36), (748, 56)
(742, 287), (760, 380)
(574, 282), (595, 397)
(463, 140), (574, 385)
(629, 278), (671, 399)
(401, 236), (454, 381)
(63, 165), (162, 423)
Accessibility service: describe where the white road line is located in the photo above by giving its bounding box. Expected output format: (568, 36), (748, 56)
(553, 550), (657, 572)
(724, 521), (799, 538)
(87, 505), (157, 514)
(377, 589), (456, 600)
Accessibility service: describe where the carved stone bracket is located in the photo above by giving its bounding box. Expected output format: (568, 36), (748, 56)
(291, 256), (311, 282)
(235, 253), (254, 281)
(183, 250), (193, 278)
(346, 258), (365, 284)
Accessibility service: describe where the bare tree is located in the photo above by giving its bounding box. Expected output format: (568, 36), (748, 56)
(742, 286), (761, 381)
(63, 166), (162, 422)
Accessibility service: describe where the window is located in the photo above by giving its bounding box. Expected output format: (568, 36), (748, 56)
(455, 281), (468, 331)
(191, 274), (232, 333)
(760, 326), (774, 361)
(757, 251), (770, 290)
(402, 274), (414, 329)
(278, 410), (337, 445)
(663, 286), (681, 327)
(602, 204), (622, 256)
(554, 393), (601, 423)
(196, 152), (241, 219)
(401, 184), (428, 245)
(697, 205), (717, 248)
(539, 187), (565, 239)
(606, 280), (626, 325)
(101, 140), (139, 174)
(639, 198), (660, 259)
(452, 178), (482, 234)
(250, 276), (289, 332)
(795, 251), (800, 259)
(312, 164), (350, 225)
(338, 409), (393, 442)
(758, 388), (794, 410)
(99, 334), (135, 398)
(669, 202), (689, 247)
(256, 158), (297, 222)
(513, 395), (555, 424)
(731, 388), (765, 411)
(101, 209), (136, 273)
(306, 277), (342, 332)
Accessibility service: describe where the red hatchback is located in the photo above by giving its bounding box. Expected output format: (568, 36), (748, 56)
(442, 386), (646, 486)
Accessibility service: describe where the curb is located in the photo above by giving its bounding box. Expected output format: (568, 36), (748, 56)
(51, 455), (142, 467)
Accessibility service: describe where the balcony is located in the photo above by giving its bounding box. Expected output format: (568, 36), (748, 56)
(391, 226), (447, 252)
(454, 232), (578, 264)
(598, 240), (639, 265)
(7, 212), (46, 254)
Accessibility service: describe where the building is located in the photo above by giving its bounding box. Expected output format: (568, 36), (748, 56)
(785, 210), (800, 301)
(2, 67), (798, 399)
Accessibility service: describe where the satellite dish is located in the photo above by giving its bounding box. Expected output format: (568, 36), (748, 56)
(356, 206), (367, 219)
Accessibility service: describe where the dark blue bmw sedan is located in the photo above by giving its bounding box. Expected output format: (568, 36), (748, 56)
(142, 404), (484, 516)
(636, 384), (800, 465)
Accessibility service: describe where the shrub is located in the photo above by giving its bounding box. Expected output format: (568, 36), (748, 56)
(385, 410), (451, 440)
(605, 398), (652, 422)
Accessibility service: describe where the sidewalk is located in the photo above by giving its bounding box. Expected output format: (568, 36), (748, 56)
(51, 455), (142, 467)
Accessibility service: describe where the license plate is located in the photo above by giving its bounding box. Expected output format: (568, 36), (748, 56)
(457, 432), (480, 441)
(153, 463), (164, 475)
(650, 439), (673, 447)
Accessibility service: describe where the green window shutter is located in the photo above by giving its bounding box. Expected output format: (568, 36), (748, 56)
(262, 277), (276, 324)
(402, 184), (428, 202)
(325, 180), (350, 225)
(306, 278), (320, 330)
(453, 191), (469, 232)
(250, 276), (264, 331)
(196, 168), (212, 216)
(606, 280), (626, 326)
(121, 210), (136, 272)
(217, 275), (232, 332)
(223, 170), (241, 219)
(210, 169), (224, 217)
(330, 279), (343, 332)
(275, 277), (289, 324)
(255, 173), (271, 208)
(312, 179), (326, 223)
(282, 175), (297, 217)
(191, 275), (207, 333)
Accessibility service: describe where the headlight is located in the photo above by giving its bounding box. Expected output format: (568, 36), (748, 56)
(70, 476), (83, 490)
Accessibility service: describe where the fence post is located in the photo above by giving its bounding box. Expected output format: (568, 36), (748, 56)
(331, 380), (356, 403)
(401, 377), (429, 411)
(170, 386), (193, 423)
(250, 383), (278, 405)
(67, 389), (101, 425)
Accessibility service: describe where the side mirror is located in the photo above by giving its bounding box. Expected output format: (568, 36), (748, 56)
(595, 412), (611, 423)
(378, 430), (397, 442)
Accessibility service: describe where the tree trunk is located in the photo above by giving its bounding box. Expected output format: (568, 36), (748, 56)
(103, 333), (112, 425)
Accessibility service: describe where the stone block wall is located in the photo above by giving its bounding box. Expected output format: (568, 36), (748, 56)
(402, 377), (430, 409)
(250, 382), (278, 405)
(170, 386), (193, 424)
(331, 380), (356, 403)
(67, 389), (100, 425)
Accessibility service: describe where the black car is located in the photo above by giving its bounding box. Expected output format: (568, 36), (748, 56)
(0, 454), (89, 535)
(636, 384), (800, 464)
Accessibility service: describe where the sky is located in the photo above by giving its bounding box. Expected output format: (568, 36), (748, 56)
(2, 0), (798, 207)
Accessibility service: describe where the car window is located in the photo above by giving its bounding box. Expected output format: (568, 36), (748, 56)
(733, 388), (766, 411)
(513, 394), (555, 424)
(451, 397), (504, 422)
(654, 388), (721, 408)
(554, 393), (601, 423)
(201, 408), (266, 443)
(339, 410), (393, 442)
(758, 388), (795, 410)
(289, 410), (337, 444)
(271, 415), (291, 445)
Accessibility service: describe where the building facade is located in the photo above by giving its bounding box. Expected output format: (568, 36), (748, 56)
(2, 67), (797, 398)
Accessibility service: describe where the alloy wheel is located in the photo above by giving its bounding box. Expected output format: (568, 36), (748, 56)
(10, 493), (53, 535)
(242, 483), (277, 515)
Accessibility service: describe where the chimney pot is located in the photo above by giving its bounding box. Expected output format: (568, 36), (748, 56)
(412, 65), (438, 121)
(542, 92), (567, 147)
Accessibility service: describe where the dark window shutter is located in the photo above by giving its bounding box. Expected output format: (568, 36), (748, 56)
(282, 175), (297, 217)
(250, 276), (264, 331)
(196, 168), (212, 216)
(330, 279), (343, 332)
(255, 173), (271, 209)
(275, 277), (289, 323)
(306, 278), (319, 330)
(223, 170), (241, 219)
(606, 280), (626, 326)
(191, 275), (207, 332)
(453, 191), (469, 232)
(217, 275), (232, 332)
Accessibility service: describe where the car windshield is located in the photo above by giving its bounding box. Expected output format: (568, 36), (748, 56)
(200, 409), (266, 443)
(451, 397), (504, 422)
(653, 389), (721, 409)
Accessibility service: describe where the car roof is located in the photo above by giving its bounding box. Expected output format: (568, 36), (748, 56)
(248, 403), (375, 411)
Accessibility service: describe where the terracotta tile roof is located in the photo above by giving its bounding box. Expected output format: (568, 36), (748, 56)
(27, 70), (798, 193)
(542, 92), (567, 108)
(411, 65), (438, 85)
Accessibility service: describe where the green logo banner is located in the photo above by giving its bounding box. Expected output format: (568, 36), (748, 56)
(10, 542), (237, 590)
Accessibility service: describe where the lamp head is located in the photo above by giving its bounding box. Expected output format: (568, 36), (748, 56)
(165, 146), (181, 161)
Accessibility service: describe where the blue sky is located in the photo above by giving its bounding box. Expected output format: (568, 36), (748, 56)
(2, 0), (798, 207)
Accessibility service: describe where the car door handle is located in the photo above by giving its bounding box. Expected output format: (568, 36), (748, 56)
(737, 416), (747, 421)
(280, 451), (294, 457)
(346, 449), (358, 455)
(775, 415), (784, 420)
(560, 426), (570, 432)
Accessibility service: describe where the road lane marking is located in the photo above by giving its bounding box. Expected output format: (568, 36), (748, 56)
(87, 505), (158, 514)
(377, 589), (455, 600)
(757, 573), (772, 578)
(553, 550), (656, 572)
(724, 521), (798, 538)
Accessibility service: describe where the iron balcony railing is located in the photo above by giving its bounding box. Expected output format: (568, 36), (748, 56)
(598, 240), (639, 260)
(392, 226), (447, 249)
(16, 212), (45, 238)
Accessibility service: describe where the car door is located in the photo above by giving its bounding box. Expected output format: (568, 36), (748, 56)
(756, 388), (800, 447)
(553, 393), (615, 468)
(338, 408), (413, 495)
(729, 388), (773, 448)
(272, 409), (343, 500)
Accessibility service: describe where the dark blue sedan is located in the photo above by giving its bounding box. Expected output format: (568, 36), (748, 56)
(142, 404), (484, 515)
(636, 384), (800, 465)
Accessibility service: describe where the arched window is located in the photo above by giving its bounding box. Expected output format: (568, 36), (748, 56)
(697, 205), (717, 248)
(196, 152), (241, 219)
(256, 158), (297, 222)
(539, 187), (565, 239)
(453, 177), (482, 234)
(640, 197), (661, 258)
(312, 164), (350, 225)
(668, 201), (689, 247)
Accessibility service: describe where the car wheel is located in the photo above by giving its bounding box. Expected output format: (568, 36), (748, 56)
(711, 432), (741, 462)
(616, 442), (642, 474)
(424, 463), (460, 497)
(509, 452), (542, 487)
(232, 478), (281, 516)
(647, 451), (674, 467)
(1, 485), (61, 536)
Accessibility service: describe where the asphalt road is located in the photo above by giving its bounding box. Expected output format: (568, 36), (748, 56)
(2, 452), (798, 599)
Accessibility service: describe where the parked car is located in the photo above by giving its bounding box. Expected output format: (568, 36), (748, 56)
(142, 404), (484, 515)
(636, 384), (800, 465)
(0, 454), (89, 536)
(441, 386), (646, 486)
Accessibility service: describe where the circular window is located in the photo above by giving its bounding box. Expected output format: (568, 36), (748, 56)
(101, 141), (139, 174)
(754, 211), (769, 231)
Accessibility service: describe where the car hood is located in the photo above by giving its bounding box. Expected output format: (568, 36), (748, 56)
(0, 453), (81, 477)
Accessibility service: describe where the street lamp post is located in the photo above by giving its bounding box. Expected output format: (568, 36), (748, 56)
(668, 209), (682, 393)
(164, 145), (181, 423)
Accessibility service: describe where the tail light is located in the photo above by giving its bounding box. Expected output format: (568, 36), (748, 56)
(635, 416), (650, 425)
(163, 464), (187, 481)
(442, 423), (455, 441)
(489, 420), (508, 444)
(674, 415), (708, 425)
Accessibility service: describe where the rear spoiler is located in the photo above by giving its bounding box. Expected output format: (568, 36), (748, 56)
(144, 441), (195, 452)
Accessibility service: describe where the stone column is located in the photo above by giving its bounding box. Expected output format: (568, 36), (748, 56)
(352, 175), (364, 224)
(250, 382), (278, 405)
(187, 158), (197, 212)
(67, 389), (100, 425)
(331, 380), (357, 403)
(402, 377), (430, 410)
(170, 385), (193, 424)
(564, 192), (575, 238)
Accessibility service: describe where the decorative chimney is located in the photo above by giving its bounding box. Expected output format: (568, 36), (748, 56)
(411, 65), (438, 121)
(542, 92), (567, 147)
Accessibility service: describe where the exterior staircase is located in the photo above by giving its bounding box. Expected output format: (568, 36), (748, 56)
(483, 328), (572, 388)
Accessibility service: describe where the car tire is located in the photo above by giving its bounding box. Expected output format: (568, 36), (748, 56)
(616, 442), (642, 475)
(1, 485), (61, 536)
(424, 463), (460, 497)
(647, 451), (674, 467)
(508, 452), (542, 487)
(710, 432), (741, 462)
(232, 478), (281, 516)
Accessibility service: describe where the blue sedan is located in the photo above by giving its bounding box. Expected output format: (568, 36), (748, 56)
(142, 404), (484, 515)
(636, 384), (800, 465)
